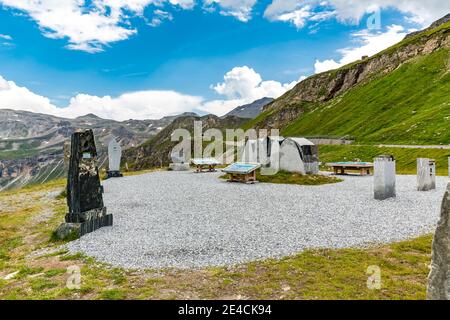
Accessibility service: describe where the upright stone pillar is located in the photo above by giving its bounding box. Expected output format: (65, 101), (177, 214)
(427, 183), (450, 300)
(55, 130), (112, 239)
(107, 138), (123, 178)
(417, 158), (436, 191)
(374, 156), (396, 200)
(448, 157), (450, 178)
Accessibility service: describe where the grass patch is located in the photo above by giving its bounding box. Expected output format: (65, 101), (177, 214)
(220, 170), (342, 186)
(99, 289), (127, 300)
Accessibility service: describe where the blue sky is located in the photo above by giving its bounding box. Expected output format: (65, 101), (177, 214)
(0, 0), (448, 120)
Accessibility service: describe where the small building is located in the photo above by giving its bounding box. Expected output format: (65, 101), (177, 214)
(241, 136), (284, 165)
(279, 138), (319, 174)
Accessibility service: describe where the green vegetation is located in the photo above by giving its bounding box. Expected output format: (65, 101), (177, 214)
(282, 48), (450, 145)
(256, 171), (342, 185)
(221, 170), (342, 186)
(0, 149), (41, 160)
(319, 145), (450, 175)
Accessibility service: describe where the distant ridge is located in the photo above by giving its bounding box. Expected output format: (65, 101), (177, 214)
(225, 97), (274, 119)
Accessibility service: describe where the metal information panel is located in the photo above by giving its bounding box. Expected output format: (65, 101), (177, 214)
(223, 163), (261, 174)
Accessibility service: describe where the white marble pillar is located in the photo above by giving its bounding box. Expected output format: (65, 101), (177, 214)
(417, 158), (436, 191)
(374, 157), (396, 200)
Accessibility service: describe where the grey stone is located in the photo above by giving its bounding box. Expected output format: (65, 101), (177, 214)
(169, 163), (191, 171)
(107, 138), (123, 178)
(55, 222), (81, 240)
(374, 157), (396, 200)
(427, 183), (450, 300)
(417, 158), (436, 191)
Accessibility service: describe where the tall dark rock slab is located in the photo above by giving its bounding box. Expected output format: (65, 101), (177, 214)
(427, 183), (450, 300)
(56, 129), (112, 239)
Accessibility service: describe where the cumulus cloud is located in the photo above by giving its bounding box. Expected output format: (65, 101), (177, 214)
(265, 0), (450, 28)
(61, 91), (203, 120)
(0, 0), (260, 52)
(314, 24), (407, 73)
(203, 0), (257, 22)
(0, 67), (302, 119)
(0, 0), (194, 53)
(0, 74), (202, 120)
(198, 66), (303, 115)
(0, 75), (59, 115)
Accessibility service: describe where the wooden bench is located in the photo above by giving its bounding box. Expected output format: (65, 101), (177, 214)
(327, 162), (374, 176)
(191, 158), (221, 173)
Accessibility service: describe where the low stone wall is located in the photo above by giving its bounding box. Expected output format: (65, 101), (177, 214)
(308, 138), (354, 145)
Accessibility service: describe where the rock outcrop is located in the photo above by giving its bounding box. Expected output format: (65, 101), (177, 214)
(427, 183), (450, 300)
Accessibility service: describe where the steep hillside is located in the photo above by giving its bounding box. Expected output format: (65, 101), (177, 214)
(224, 97), (274, 119)
(124, 115), (247, 170)
(247, 16), (450, 145)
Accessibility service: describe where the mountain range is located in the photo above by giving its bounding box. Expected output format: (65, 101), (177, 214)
(0, 99), (265, 190)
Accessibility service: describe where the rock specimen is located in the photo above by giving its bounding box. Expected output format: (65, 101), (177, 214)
(107, 138), (123, 178)
(374, 156), (396, 200)
(427, 183), (450, 300)
(417, 158), (436, 191)
(55, 130), (112, 239)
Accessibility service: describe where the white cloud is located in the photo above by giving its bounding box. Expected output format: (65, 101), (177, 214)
(202, 0), (257, 22)
(200, 66), (302, 115)
(0, 0), (198, 53)
(0, 67), (303, 119)
(62, 91), (203, 120)
(0, 0), (261, 52)
(213, 66), (300, 101)
(0, 74), (202, 120)
(0, 75), (59, 115)
(0, 34), (12, 40)
(314, 24), (407, 73)
(265, 0), (450, 28)
(149, 10), (174, 27)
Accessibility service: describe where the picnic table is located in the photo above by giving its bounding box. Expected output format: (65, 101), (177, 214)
(191, 158), (221, 173)
(327, 162), (374, 176)
(223, 163), (261, 183)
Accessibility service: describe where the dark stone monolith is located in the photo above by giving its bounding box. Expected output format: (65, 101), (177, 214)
(427, 183), (450, 300)
(55, 130), (112, 239)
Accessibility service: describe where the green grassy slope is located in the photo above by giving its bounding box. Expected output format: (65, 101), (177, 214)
(319, 145), (450, 175)
(282, 48), (450, 144)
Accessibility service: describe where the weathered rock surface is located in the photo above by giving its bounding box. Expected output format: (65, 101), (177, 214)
(56, 130), (112, 239)
(427, 183), (450, 300)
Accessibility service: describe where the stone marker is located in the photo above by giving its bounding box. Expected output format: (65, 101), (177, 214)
(55, 129), (112, 239)
(107, 138), (123, 178)
(427, 183), (450, 300)
(417, 158), (436, 191)
(374, 156), (396, 200)
(169, 150), (190, 171)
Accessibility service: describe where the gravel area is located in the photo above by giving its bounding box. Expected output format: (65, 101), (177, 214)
(68, 171), (448, 269)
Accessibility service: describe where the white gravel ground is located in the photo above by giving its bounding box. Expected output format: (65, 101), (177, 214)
(67, 171), (448, 269)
